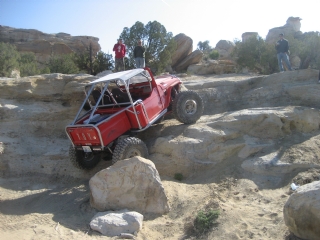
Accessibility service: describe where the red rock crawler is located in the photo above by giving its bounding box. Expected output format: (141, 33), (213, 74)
(66, 68), (204, 170)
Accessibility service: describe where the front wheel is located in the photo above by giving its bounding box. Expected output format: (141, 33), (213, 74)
(69, 145), (102, 170)
(112, 137), (148, 164)
(172, 91), (204, 124)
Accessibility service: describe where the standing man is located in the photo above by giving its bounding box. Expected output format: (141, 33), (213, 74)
(275, 33), (293, 72)
(133, 39), (145, 68)
(113, 38), (126, 72)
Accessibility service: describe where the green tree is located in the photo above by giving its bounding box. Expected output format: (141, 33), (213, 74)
(0, 42), (20, 77)
(209, 50), (219, 60)
(197, 40), (212, 52)
(75, 50), (114, 75)
(92, 51), (114, 75)
(19, 52), (40, 77)
(40, 66), (51, 74)
(47, 54), (79, 74)
(288, 32), (320, 69)
(119, 21), (176, 74)
(74, 52), (91, 73)
(232, 36), (277, 74)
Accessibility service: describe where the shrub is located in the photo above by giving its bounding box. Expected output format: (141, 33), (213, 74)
(232, 36), (278, 74)
(0, 42), (20, 77)
(288, 32), (320, 69)
(19, 52), (40, 77)
(174, 173), (183, 181)
(40, 66), (50, 74)
(47, 54), (79, 74)
(194, 209), (220, 234)
(209, 50), (219, 60)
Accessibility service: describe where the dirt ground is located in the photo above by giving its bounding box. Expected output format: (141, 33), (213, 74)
(0, 162), (307, 240)
(0, 73), (316, 240)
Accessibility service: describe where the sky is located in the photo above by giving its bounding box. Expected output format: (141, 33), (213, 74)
(1, 0), (319, 56)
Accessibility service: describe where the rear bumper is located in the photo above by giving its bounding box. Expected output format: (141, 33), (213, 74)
(65, 125), (104, 148)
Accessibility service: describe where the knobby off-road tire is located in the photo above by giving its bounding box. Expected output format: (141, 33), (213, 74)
(69, 145), (101, 170)
(172, 90), (204, 124)
(112, 137), (148, 164)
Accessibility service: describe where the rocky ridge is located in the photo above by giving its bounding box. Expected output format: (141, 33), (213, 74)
(0, 25), (101, 63)
(1, 69), (320, 239)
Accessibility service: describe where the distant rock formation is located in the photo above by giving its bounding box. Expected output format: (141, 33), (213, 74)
(215, 40), (235, 59)
(0, 25), (101, 63)
(242, 32), (258, 42)
(266, 17), (302, 43)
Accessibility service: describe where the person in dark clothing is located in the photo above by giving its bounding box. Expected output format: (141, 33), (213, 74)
(275, 33), (293, 72)
(133, 39), (145, 68)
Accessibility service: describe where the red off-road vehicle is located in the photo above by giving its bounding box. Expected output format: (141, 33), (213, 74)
(66, 68), (203, 170)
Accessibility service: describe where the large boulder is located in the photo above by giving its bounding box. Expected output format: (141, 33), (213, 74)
(283, 181), (320, 240)
(90, 210), (143, 237)
(290, 55), (301, 69)
(215, 40), (235, 59)
(89, 157), (170, 214)
(242, 32), (258, 42)
(171, 33), (193, 68)
(0, 25), (100, 63)
(175, 49), (203, 71)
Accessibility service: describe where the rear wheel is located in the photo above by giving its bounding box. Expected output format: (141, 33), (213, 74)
(112, 137), (148, 164)
(172, 90), (204, 124)
(69, 145), (101, 170)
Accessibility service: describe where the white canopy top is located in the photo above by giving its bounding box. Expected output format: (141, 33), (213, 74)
(89, 69), (145, 84)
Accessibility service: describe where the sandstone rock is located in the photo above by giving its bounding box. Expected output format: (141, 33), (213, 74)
(175, 50), (203, 71)
(266, 17), (302, 44)
(242, 32), (258, 42)
(1, 69), (320, 180)
(0, 25), (100, 63)
(0, 73), (97, 178)
(150, 106), (320, 177)
(10, 69), (20, 78)
(90, 210), (143, 237)
(290, 55), (301, 69)
(0, 73), (94, 103)
(283, 181), (320, 240)
(285, 17), (302, 32)
(89, 157), (170, 214)
(171, 33), (193, 67)
(0, 142), (3, 154)
(187, 59), (236, 75)
(215, 40), (235, 59)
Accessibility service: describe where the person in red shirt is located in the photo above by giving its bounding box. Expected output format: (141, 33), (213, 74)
(113, 38), (126, 72)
